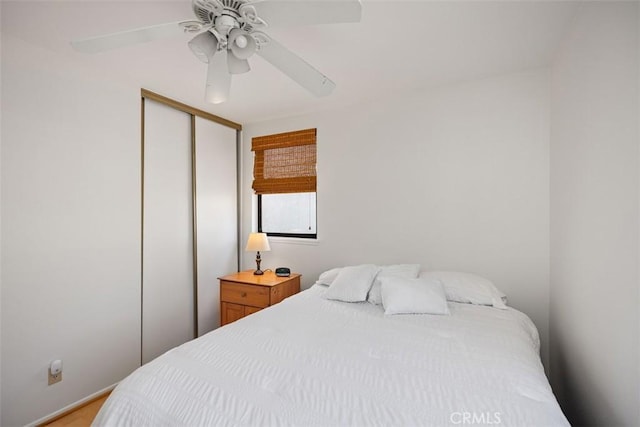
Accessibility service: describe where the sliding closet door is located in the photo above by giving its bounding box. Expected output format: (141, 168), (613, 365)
(142, 99), (194, 364)
(194, 117), (238, 335)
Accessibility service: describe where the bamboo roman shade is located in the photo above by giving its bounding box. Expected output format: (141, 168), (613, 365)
(252, 128), (317, 194)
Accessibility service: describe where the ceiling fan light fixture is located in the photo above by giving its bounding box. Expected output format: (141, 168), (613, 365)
(227, 50), (251, 74)
(188, 31), (218, 63)
(229, 29), (257, 60)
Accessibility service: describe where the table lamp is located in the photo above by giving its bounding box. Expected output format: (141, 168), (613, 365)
(245, 232), (271, 275)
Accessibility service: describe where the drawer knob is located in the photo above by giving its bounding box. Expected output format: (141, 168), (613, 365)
(241, 292), (247, 298)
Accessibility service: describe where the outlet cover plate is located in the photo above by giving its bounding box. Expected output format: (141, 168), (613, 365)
(48, 368), (62, 385)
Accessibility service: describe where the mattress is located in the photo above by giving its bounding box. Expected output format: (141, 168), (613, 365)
(93, 285), (568, 426)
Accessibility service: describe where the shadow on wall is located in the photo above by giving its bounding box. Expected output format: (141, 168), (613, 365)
(552, 343), (618, 426)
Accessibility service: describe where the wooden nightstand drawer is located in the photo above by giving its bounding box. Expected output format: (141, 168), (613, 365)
(220, 281), (270, 308)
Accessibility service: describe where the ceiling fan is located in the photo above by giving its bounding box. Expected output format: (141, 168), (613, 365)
(71, 0), (362, 104)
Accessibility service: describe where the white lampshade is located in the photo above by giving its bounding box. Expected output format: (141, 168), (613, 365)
(188, 31), (218, 63)
(245, 232), (271, 252)
(229, 29), (257, 60)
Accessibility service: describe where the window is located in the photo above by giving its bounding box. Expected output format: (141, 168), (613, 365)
(258, 193), (317, 238)
(252, 128), (317, 239)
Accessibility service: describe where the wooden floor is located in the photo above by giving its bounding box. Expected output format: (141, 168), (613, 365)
(43, 394), (109, 427)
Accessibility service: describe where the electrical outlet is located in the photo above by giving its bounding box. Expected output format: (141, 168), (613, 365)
(48, 367), (62, 385)
(48, 368), (62, 385)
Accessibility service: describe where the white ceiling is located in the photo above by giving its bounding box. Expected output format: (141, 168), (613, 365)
(1, 0), (581, 124)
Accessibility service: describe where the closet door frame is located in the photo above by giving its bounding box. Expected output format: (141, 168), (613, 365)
(140, 89), (242, 365)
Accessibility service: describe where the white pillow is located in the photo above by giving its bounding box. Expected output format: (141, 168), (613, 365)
(381, 276), (449, 315)
(323, 264), (380, 302)
(419, 271), (507, 309)
(367, 264), (421, 305)
(315, 267), (342, 286)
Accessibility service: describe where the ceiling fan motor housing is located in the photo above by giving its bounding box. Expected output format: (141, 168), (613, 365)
(215, 11), (240, 36)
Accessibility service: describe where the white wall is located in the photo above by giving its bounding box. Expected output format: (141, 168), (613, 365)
(242, 69), (552, 367)
(0, 4), (4, 422)
(1, 35), (141, 425)
(549, 2), (639, 426)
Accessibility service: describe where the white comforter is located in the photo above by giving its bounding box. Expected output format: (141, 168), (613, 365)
(94, 285), (568, 426)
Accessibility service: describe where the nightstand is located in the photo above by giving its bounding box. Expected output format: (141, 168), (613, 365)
(219, 270), (301, 326)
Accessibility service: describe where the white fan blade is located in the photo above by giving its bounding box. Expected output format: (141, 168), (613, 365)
(71, 21), (188, 54)
(252, 0), (362, 27)
(257, 36), (335, 97)
(206, 53), (231, 104)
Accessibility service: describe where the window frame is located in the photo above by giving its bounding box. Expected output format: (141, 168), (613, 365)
(257, 194), (318, 239)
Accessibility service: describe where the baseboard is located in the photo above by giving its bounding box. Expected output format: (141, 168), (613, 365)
(29, 383), (118, 427)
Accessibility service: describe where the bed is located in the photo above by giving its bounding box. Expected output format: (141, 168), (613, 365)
(94, 268), (568, 426)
